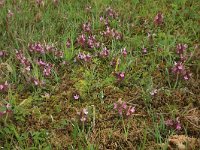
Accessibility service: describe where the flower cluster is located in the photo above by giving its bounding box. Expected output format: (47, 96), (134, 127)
(29, 43), (45, 54)
(154, 12), (164, 26)
(77, 34), (86, 47)
(105, 7), (118, 19)
(77, 34), (100, 49)
(29, 42), (64, 59)
(99, 47), (109, 58)
(0, 81), (8, 92)
(76, 52), (92, 62)
(101, 16), (111, 27)
(16, 50), (31, 72)
(114, 98), (135, 116)
(101, 26), (122, 40)
(0, 50), (7, 57)
(172, 44), (192, 80)
(37, 59), (53, 76)
(77, 108), (88, 122)
(87, 35), (100, 48)
(113, 72), (125, 81)
(165, 117), (181, 131)
(0, 103), (12, 117)
(82, 22), (91, 33)
(176, 43), (188, 62)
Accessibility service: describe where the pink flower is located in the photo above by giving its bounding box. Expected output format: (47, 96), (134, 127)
(84, 53), (92, 62)
(114, 72), (125, 80)
(183, 71), (192, 80)
(16, 50), (31, 72)
(73, 94), (80, 100)
(37, 59), (53, 76)
(105, 7), (118, 18)
(0, 81), (8, 92)
(78, 108), (89, 122)
(121, 48), (127, 57)
(165, 117), (182, 131)
(77, 34), (86, 47)
(100, 16), (103, 21)
(172, 61), (185, 74)
(154, 12), (164, 26)
(0, 50), (7, 57)
(29, 43), (45, 54)
(82, 22), (91, 33)
(150, 89), (158, 96)
(142, 47), (147, 54)
(100, 47), (109, 58)
(176, 44), (187, 55)
(114, 98), (135, 117)
(126, 106), (135, 116)
(83, 108), (88, 115)
(87, 35), (99, 48)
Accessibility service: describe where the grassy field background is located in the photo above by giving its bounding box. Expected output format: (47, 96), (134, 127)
(0, 0), (200, 149)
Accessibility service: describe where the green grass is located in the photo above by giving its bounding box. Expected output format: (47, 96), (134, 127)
(0, 0), (200, 149)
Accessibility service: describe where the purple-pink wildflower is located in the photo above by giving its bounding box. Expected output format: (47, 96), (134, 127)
(114, 72), (125, 80)
(105, 7), (118, 18)
(73, 94), (80, 100)
(77, 34), (86, 47)
(29, 43), (45, 54)
(77, 108), (88, 122)
(77, 52), (92, 62)
(0, 81), (8, 92)
(100, 47), (109, 58)
(0, 50), (7, 57)
(82, 22), (91, 33)
(172, 61), (185, 74)
(114, 98), (135, 117)
(165, 117), (182, 131)
(150, 89), (158, 96)
(121, 48), (127, 57)
(176, 44), (187, 55)
(154, 12), (164, 26)
(16, 50), (31, 71)
(101, 26), (122, 40)
(37, 59), (53, 76)
(87, 35), (100, 48)
(142, 47), (147, 54)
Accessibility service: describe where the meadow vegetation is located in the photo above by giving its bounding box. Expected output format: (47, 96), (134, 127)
(0, 0), (200, 149)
